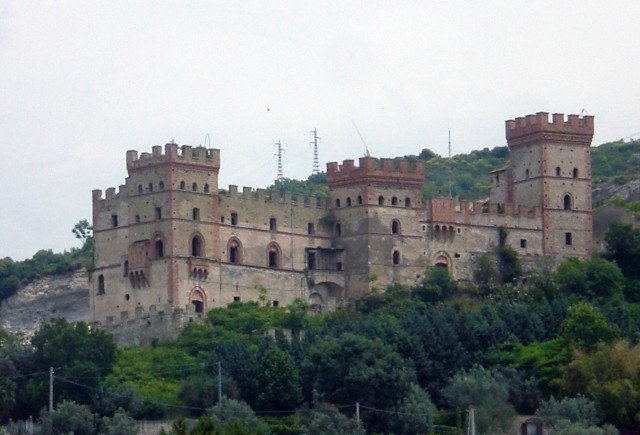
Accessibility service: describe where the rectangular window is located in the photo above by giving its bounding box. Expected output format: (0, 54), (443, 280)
(111, 214), (118, 227)
(135, 215), (140, 224)
(193, 208), (200, 221)
(308, 251), (316, 270)
(233, 296), (240, 302)
(308, 222), (315, 235)
(565, 232), (572, 245)
(231, 212), (238, 225)
(270, 217), (277, 231)
(272, 300), (279, 307)
(520, 239), (527, 248)
(155, 207), (162, 220)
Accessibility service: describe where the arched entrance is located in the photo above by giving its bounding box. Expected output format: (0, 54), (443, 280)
(189, 287), (206, 314)
(433, 251), (453, 275)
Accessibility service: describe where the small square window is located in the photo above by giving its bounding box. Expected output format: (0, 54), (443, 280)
(272, 300), (279, 307)
(520, 239), (527, 248)
(233, 296), (240, 302)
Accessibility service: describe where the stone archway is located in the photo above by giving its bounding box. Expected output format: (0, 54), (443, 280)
(189, 287), (206, 314)
(433, 251), (453, 275)
(308, 282), (344, 311)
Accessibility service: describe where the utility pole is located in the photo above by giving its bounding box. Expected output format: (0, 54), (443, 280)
(467, 406), (476, 435)
(355, 402), (360, 426)
(310, 129), (320, 175)
(49, 367), (54, 412)
(217, 361), (222, 404)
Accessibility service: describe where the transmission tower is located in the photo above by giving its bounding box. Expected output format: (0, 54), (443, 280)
(274, 140), (285, 182)
(311, 128), (320, 175)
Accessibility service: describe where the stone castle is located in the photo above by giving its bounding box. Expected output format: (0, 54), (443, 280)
(91, 112), (594, 326)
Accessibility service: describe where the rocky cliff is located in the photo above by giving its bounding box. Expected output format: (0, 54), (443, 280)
(0, 269), (90, 337)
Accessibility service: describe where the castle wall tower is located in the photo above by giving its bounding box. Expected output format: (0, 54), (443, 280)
(505, 112), (594, 257)
(326, 157), (425, 297)
(91, 143), (221, 325)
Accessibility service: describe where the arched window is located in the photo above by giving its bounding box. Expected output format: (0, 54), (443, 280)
(555, 167), (561, 176)
(563, 194), (572, 210)
(378, 195), (384, 205)
(267, 243), (281, 268)
(98, 274), (105, 294)
(228, 238), (243, 264)
(392, 250), (400, 265)
(405, 197), (411, 207)
(159, 181), (165, 190)
(391, 196), (398, 206)
(180, 181), (186, 190)
(138, 184), (143, 194)
(192, 182), (198, 192)
(155, 240), (164, 258)
(346, 197), (352, 206)
(525, 169), (530, 179)
(148, 182), (153, 192)
(391, 220), (401, 235)
(335, 198), (341, 208)
(573, 168), (579, 178)
(204, 184), (210, 193)
(191, 235), (203, 257)
(357, 195), (363, 205)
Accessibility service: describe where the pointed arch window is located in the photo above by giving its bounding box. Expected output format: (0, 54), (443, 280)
(391, 196), (398, 206)
(267, 243), (281, 268)
(555, 167), (561, 176)
(191, 235), (203, 257)
(192, 182), (198, 192)
(98, 274), (105, 294)
(563, 194), (572, 210)
(573, 168), (579, 178)
(392, 250), (400, 265)
(378, 195), (384, 205)
(405, 197), (411, 207)
(357, 195), (363, 205)
(204, 184), (210, 193)
(180, 181), (186, 190)
(155, 239), (164, 258)
(228, 238), (243, 264)
(391, 219), (401, 235)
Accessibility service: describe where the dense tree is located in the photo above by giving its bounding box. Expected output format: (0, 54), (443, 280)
(555, 258), (624, 301)
(301, 403), (364, 435)
(443, 366), (516, 435)
(39, 400), (95, 435)
(560, 303), (619, 351)
(536, 396), (599, 427)
(254, 345), (302, 412)
(413, 266), (457, 303)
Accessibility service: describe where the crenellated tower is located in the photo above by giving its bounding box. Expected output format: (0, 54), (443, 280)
(326, 156), (425, 296)
(505, 112), (594, 257)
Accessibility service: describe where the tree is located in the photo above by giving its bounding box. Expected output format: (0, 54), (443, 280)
(98, 408), (138, 435)
(39, 400), (95, 435)
(413, 266), (457, 303)
(443, 366), (517, 435)
(388, 383), (436, 434)
(254, 345), (302, 412)
(207, 398), (269, 434)
(604, 221), (640, 279)
(560, 303), (619, 351)
(555, 258), (624, 301)
(301, 403), (364, 435)
(472, 254), (501, 296)
(72, 219), (93, 243)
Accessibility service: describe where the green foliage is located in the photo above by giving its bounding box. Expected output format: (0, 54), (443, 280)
(254, 345), (302, 412)
(39, 400), (95, 435)
(560, 303), (619, 351)
(266, 173), (329, 200)
(472, 254), (501, 296)
(443, 366), (517, 435)
(413, 267), (457, 303)
(536, 396), (599, 427)
(207, 398), (269, 434)
(553, 340), (640, 429)
(591, 138), (640, 183)
(555, 258), (624, 301)
(388, 383), (436, 434)
(605, 221), (640, 281)
(301, 403), (364, 435)
(97, 408), (138, 435)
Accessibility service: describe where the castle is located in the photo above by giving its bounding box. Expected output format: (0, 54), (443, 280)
(91, 112), (594, 326)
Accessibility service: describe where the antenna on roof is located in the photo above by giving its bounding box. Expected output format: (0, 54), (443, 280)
(351, 120), (370, 157)
(448, 130), (454, 198)
(204, 133), (211, 149)
(274, 140), (285, 183)
(310, 129), (320, 175)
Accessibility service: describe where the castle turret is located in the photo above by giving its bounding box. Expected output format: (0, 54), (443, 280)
(505, 112), (594, 257)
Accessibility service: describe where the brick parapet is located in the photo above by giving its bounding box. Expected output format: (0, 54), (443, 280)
(92, 185), (127, 211)
(220, 185), (327, 208)
(429, 198), (541, 224)
(326, 156), (424, 188)
(506, 112), (594, 145)
(126, 143), (220, 171)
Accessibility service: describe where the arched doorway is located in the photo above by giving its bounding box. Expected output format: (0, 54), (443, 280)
(189, 288), (206, 314)
(433, 251), (453, 275)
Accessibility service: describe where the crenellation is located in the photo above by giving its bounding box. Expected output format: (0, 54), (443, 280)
(92, 111), (594, 336)
(506, 112), (594, 141)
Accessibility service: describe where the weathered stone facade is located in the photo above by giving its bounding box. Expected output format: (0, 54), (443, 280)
(91, 112), (594, 327)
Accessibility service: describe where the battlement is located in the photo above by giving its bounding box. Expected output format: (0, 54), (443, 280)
(92, 185), (127, 207)
(221, 185), (326, 208)
(429, 197), (541, 223)
(126, 143), (220, 171)
(505, 112), (594, 142)
(326, 156), (424, 188)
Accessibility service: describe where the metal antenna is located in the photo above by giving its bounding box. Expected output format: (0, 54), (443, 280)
(274, 140), (285, 182)
(352, 120), (370, 157)
(448, 130), (454, 198)
(204, 133), (211, 148)
(311, 128), (320, 175)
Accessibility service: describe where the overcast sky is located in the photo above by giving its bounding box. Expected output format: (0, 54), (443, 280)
(1, 1), (639, 261)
